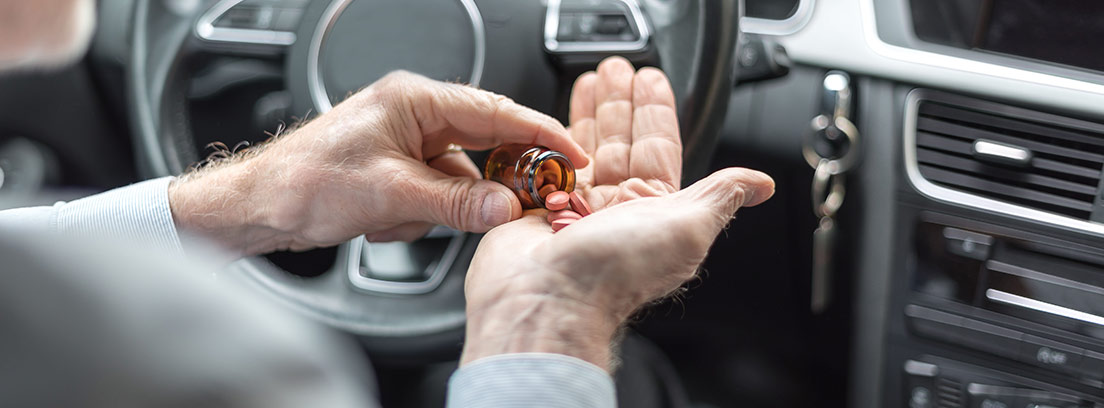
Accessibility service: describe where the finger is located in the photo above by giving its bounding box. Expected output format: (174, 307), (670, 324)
(569, 72), (598, 155)
(674, 167), (775, 222)
(630, 67), (682, 191)
(364, 222), (435, 242)
(385, 72), (589, 167)
(427, 151), (482, 179)
(592, 56), (635, 185)
(387, 160), (522, 233)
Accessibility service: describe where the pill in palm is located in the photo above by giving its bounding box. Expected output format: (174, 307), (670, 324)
(567, 191), (592, 217)
(545, 191), (570, 211)
(550, 218), (576, 232)
(547, 209), (582, 223)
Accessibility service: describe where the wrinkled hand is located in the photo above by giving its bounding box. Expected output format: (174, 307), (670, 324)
(169, 71), (588, 255)
(461, 58), (775, 370)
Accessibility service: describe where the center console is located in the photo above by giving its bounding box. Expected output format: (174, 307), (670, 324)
(888, 88), (1104, 407)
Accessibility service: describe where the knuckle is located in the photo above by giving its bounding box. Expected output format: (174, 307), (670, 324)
(374, 70), (419, 96)
(439, 178), (480, 229)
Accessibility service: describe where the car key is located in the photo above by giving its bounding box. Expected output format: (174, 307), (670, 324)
(804, 71), (859, 314)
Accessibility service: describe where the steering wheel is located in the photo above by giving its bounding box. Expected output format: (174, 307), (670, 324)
(127, 0), (741, 361)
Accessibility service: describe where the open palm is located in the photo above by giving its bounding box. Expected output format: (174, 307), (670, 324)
(463, 58), (776, 347)
(569, 57), (682, 210)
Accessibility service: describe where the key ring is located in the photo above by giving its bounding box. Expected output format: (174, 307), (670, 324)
(802, 115), (860, 175)
(811, 158), (845, 218)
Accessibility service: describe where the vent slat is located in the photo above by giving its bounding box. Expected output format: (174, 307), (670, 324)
(919, 165), (1095, 217)
(922, 103), (1104, 150)
(1033, 157), (1103, 180)
(916, 131), (973, 154)
(917, 131), (1103, 181)
(917, 148), (1098, 196)
(918, 117), (1104, 164)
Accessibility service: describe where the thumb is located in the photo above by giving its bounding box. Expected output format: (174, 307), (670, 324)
(394, 161), (523, 233)
(674, 167), (775, 219)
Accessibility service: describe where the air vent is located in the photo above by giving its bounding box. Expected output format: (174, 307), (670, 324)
(913, 97), (1104, 221)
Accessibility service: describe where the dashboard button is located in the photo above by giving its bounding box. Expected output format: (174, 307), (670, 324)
(1017, 335), (1083, 375)
(904, 360), (938, 408)
(943, 227), (994, 261)
(968, 384), (1020, 408)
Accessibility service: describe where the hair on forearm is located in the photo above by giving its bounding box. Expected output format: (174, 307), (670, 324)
(178, 120), (308, 181)
(607, 324), (628, 373)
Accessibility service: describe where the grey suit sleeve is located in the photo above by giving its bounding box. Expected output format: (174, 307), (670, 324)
(0, 177), (182, 254)
(447, 353), (617, 408)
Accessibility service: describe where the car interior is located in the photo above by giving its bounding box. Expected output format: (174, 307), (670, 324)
(2, 0), (1103, 407)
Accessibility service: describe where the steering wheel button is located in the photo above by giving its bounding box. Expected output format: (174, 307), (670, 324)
(215, 5), (275, 30)
(596, 15), (630, 35)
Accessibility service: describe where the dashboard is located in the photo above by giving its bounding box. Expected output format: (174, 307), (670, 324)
(747, 0), (1104, 407)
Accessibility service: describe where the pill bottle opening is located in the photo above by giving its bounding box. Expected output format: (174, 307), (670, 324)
(527, 151), (575, 207)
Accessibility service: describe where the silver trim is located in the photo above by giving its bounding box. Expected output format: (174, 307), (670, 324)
(987, 260), (1104, 297)
(857, 0), (1104, 96)
(195, 0), (297, 46)
(972, 139), (1032, 165)
(306, 0), (486, 113)
(346, 234), (466, 295)
(903, 90), (1104, 239)
(741, 0), (814, 36)
(775, 0), (1104, 118)
(543, 0), (651, 53)
(986, 289), (1104, 327)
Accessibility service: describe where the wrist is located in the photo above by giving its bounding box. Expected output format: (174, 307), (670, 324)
(461, 292), (623, 372)
(168, 156), (287, 256)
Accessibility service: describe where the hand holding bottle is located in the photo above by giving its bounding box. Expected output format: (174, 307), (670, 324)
(167, 71), (588, 255)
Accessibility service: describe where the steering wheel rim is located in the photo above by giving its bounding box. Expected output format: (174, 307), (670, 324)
(127, 0), (742, 361)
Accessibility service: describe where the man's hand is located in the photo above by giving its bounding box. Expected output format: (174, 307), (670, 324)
(460, 57), (775, 370)
(168, 71), (588, 256)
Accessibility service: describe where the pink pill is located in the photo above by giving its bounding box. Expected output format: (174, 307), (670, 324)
(550, 218), (576, 232)
(546, 209), (582, 223)
(567, 191), (592, 217)
(545, 191), (570, 211)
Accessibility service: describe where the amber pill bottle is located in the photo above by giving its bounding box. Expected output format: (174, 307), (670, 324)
(484, 144), (576, 209)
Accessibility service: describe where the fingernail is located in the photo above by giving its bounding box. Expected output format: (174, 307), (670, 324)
(481, 192), (512, 227)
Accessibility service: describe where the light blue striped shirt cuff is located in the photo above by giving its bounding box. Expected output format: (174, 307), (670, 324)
(56, 177), (183, 254)
(0, 177), (184, 255)
(447, 353), (616, 408)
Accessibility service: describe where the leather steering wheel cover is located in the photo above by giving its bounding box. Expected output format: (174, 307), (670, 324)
(651, 0), (743, 183)
(127, 0), (197, 178)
